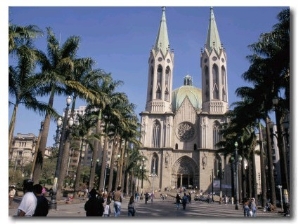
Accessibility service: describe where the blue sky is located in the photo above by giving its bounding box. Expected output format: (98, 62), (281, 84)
(7, 6), (289, 147)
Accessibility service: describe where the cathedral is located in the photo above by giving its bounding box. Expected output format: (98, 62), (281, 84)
(139, 7), (231, 196)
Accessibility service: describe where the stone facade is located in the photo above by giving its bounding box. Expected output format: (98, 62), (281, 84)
(139, 7), (232, 196)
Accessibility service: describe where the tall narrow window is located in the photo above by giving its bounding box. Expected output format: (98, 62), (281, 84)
(213, 121), (220, 149)
(152, 120), (161, 148)
(151, 153), (159, 175)
(212, 64), (219, 99)
(156, 65), (163, 99)
(165, 67), (170, 101)
(205, 66), (209, 100)
(222, 66), (227, 101)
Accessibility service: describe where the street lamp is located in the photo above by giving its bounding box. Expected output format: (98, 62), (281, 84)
(51, 96), (72, 210)
(211, 169), (214, 202)
(234, 141), (239, 210)
(141, 158), (145, 189)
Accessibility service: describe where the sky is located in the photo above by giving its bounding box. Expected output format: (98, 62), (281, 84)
(3, 0), (298, 223)
(7, 5), (290, 148)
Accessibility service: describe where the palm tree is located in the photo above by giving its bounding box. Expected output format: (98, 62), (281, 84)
(9, 45), (57, 156)
(55, 58), (107, 198)
(67, 113), (101, 198)
(32, 27), (81, 184)
(9, 23), (43, 55)
(85, 74), (122, 191)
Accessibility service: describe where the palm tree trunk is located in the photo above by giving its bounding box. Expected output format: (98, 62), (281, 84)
(56, 138), (71, 200)
(32, 89), (55, 184)
(115, 138), (122, 190)
(274, 109), (289, 195)
(266, 117), (276, 205)
(251, 148), (258, 201)
(108, 136), (118, 192)
(9, 104), (18, 157)
(99, 135), (108, 192)
(259, 122), (267, 207)
(88, 119), (101, 190)
(73, 138), (84, 199)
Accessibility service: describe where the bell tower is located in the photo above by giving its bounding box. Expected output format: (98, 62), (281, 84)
(201, 7), (228, 114)
(145, 6), (174, 113)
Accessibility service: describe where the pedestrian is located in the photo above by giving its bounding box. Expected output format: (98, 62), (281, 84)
(103, 198), (111, 217)
(9, 185), (16, 207)
(128, 195), (136, 216)
(135, 192), (139, 202)
(33, 184), (49, 216)
(150, 192), (154, 203)
(243, 198), (250, 217)
(182, 193), (188, 210)
(249, 198), (257, 217)
(145, 192), (149, 204)
(17, 179), (37, 216)
(113, 186), (123, 217)
(175, 193), (181, 209)
(188, 192), (192, 203)
(225, 195), (228, 205)
(84, 189), (103, 216)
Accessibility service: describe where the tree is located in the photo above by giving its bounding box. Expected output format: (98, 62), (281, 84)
(9, 23), (43, 55)
(32, 27), (81, 184)
(9, 45), (57, 155)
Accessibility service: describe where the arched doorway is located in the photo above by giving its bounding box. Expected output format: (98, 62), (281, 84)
(172, 156), (199, 189)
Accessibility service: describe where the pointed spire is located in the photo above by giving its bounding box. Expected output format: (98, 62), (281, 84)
(154, 6), (170, 56)
(205, 7), (222, 54)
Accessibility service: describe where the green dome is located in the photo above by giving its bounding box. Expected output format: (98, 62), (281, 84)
(172, 75), (202, 112)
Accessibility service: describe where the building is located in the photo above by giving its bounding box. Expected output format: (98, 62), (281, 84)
(139, 7), (231, 194)
(10, 133), (37, 174)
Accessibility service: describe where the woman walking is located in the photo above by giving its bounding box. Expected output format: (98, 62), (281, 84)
(175, 193), (181, 210)
(128, 196), (136, 216)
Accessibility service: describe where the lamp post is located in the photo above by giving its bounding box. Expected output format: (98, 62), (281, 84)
(219, 168), (224, 204)
(141, 158), (145, 190)
(51, 96), (72, 210)
(211, 169), (214, 202)
(234, 141), (239, 210)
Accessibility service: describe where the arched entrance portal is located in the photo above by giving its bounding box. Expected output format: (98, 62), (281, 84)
(172, 156), (199, 189)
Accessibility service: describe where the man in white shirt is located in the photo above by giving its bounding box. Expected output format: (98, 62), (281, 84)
(17, 179), (37, 216)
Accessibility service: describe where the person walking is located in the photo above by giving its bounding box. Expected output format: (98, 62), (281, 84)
(103, 199), (111, 217)
(128, 196), (136, 216)
(17, 179), (37, 216)
(182, 193), (188, 210)
(84, 189), (103, 216)
(175, 193), (181, 210)
(145, 192), (149, 204)
(243, 198), (250, 217)
(150, 192), (154, 203)
(33, 184), (49, 216)
(9, 186), (16, 207)
(113, 186), (123, 217)
(249, 198), (257, 217)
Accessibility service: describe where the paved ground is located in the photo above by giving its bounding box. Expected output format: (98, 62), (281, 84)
(8, 195), (288, 219)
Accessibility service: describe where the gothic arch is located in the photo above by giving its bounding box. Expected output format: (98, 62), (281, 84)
(171, 156), (199, 188)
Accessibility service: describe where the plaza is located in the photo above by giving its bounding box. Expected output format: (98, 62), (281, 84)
(9, 194), (286, 219)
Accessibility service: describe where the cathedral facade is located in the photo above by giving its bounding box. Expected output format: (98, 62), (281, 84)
(139, 7), (232, 196)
